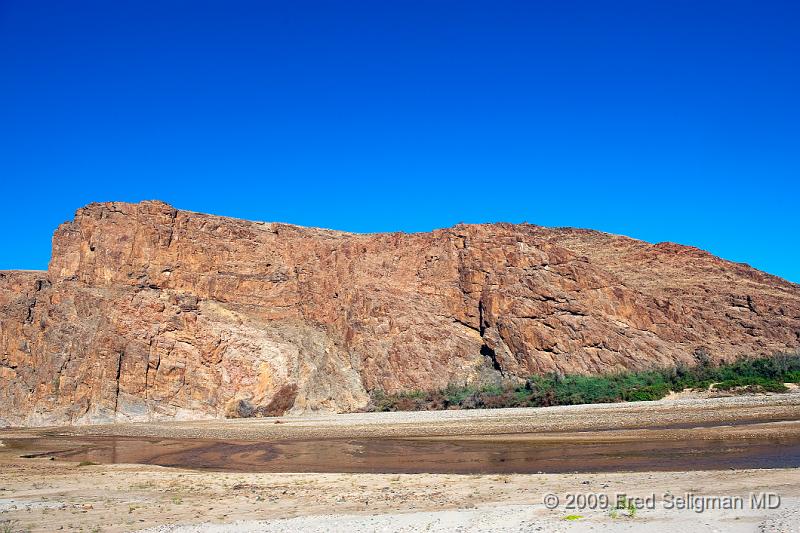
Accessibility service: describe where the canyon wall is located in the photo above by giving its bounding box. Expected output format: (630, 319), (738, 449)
(1, 201), (798, 426)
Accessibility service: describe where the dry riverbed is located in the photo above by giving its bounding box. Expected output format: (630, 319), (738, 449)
(1, 394), (799, 532)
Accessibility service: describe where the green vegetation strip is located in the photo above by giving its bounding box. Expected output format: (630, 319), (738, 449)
(368, 353), (800, 412)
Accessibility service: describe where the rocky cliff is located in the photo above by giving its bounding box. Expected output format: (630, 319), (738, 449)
(1, 201), (798, 426)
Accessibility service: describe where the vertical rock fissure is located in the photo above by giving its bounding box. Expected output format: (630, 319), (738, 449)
(477, 298), (504, 375)
(113, 351), (122, 415)
(480, 343), (502, 373)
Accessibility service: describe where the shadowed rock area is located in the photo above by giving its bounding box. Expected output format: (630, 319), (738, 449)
(1, 200), (798, 426)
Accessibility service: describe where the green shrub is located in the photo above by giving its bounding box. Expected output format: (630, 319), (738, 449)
(365, 353), (800, 412)
(624, 383), (671, 401)
(443, 383), (478, 405)
(784, 370), (800, 384)
(714, 376), (788, 393)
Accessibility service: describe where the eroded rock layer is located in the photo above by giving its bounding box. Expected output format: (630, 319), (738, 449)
(1, 201), (798, 426)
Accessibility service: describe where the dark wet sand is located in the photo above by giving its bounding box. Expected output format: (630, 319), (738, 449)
(6, 420), (800, 474)
(2, 394), (800, 474)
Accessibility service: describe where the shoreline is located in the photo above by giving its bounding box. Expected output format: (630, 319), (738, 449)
(4, 392), (799, 441)
(2, 394), (799, 532)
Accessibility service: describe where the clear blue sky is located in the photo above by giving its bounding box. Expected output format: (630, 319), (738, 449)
(1, 1), (798, 282)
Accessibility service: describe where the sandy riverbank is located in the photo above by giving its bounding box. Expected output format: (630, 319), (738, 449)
(1, 394), (799, 532)
(4, 393), (800, 441)
(2, 454), (799, 532)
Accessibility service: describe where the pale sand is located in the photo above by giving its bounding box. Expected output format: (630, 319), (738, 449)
(2, 461), (798, 532)
(1, 394), (799, 532)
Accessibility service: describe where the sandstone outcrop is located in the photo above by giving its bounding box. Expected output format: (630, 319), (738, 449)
(1, 201), (798, 426)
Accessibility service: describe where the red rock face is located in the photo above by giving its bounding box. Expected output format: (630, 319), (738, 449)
(1, 201), (798, 426)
